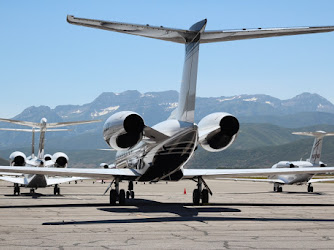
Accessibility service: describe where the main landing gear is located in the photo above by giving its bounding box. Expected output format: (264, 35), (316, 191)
(273, 183), (282, 192)
(109, 180), (135, 205)
(307, 183), (314, 193)
(192, 177), (212, 205)
(54, 184), (60, 195)
(14, 183), (20, 196)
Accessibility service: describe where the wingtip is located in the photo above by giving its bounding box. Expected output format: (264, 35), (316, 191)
(66, 15), (75, 23)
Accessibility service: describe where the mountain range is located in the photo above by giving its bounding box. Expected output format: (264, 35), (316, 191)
(1, 91), (334, 168)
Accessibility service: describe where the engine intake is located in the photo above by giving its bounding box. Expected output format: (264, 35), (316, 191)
(198, 112), (239, 152)
(103, 111), (145, 150)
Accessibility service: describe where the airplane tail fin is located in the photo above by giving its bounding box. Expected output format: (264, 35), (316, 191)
(67, 15), (334, 123)
(292, 131), (334, 164)
(0, 117), (100, 159)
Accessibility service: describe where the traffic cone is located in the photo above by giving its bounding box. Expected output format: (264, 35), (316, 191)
(184, 188), (186, 194)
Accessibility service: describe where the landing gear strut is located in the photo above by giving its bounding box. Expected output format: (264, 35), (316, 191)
(109, 180), (135, 205)
(54, 184), (60, 195)
(307, 183), (314, 193)
(192, 177), (212, 205)
(14, 183), (20, 196)
(273, 183), (282, 192)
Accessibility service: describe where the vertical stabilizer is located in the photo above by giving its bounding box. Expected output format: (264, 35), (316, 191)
(176, 19), (207, 123)
(292, 131), (334, 164)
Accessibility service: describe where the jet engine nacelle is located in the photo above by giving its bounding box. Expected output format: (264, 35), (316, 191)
(9, 151), (27, 166)
(52, 152), (69, 168)
(198, 112), (239, 152)
(103, 111), (145, 151)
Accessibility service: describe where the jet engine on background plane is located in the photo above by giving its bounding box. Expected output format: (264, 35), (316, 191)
(100, 163), (116, 169)
(52, 152), (69, 168)
(9, 151), (26, 166)
(197, 112), (239, 152)
(103, 111), (145, 151)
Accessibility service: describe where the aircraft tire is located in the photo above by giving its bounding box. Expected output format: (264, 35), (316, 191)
(202, 189), (209, 204)
(110, 189), (117, 205)
(278, 187), (282, 192)
(119, 189), (126, 205)
(193, 189), (200, 205)
(308, 186), (313, 192)
(130, 191), (135, 199)
(14, 185), (20, 196)
(126, 191), (130, 199)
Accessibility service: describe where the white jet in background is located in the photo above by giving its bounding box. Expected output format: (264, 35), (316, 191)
(220, 131), (334, 192)
(0, 16), (334, 205)
(0, 117), (100, 195)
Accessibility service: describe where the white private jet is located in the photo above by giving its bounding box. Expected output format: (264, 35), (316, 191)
(0, 16), (334, 205)
(0, 117), (100, 195)
(223, 131), (334, 193)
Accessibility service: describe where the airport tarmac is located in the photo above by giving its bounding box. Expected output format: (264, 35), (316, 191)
(1, 179), (334, 249)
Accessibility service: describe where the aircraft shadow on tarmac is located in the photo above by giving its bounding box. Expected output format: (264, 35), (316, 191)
(41, 198), (334, 225)
(2, 197), (334, 225)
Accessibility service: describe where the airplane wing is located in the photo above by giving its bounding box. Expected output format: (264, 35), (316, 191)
(0, 176), (27, 185)
(182, 167), (334, 179)
(0, 166), (141, 180)
(216, 178), (285, 184)
(46, 177), (91, 186)
(67, 15), (334, 44)
(0, 165), (334, 181)
(308, 178), (334, 184)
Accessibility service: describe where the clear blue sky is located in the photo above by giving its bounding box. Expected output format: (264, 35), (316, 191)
(0, 1), (333, 118)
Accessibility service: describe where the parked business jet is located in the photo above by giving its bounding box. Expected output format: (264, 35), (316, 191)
(0, 16), (334, 205)
(224, 131), (334, 192)
(0, 117), (100, 195)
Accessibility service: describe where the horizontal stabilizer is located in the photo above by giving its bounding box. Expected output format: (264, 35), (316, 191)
(0, 117), (101, 128)
(0, 128), (71, 132)
(47, 120), (101, 128)
(0, 176), (26, 185)
(67, 15), (334, 44)
(292, 131), (334, 138)
(217, 178), (285, 184)
(0, 118), (39, 128)
(308, 178), (334, 183)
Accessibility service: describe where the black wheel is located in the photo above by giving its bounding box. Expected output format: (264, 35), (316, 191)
(54, 185), (60, 195)
(308, 186), (314, 192)
(130, 191), (135, 199)
(129, 181), (134, 191)
(278, 186), (283, 192)
(273, 186), (277, 192)
(30, 189), (35, 194)
(202, 189), (209, 204)
(119, 189), (126, 205)
(193, 189), (200, 205)
(110, 189), (117, 205)
(14, 185), (20, 196)
(126, 191), (130, 199)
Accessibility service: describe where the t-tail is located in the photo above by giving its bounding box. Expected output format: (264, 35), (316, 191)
(0, 117), (101, 160)
(67, 15), (334, 124)
(292, 131), (334, 164)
